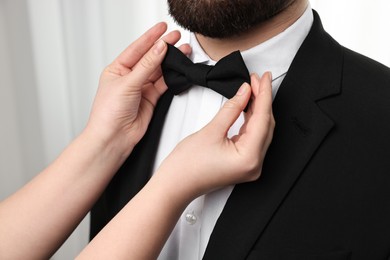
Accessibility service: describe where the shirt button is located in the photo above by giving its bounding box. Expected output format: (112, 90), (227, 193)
(185, 212), (197, 225)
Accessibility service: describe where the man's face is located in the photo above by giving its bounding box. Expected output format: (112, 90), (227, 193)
(168, 0), (295, 38)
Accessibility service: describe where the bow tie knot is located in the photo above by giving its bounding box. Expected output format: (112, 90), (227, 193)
(185, 63), (211, 88)
(162, 44), (250, 102)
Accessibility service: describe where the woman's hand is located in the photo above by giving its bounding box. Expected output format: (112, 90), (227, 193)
(156, 72), (275, 200)
(86, 22), (190, 157)
(78, 72), (274, 260)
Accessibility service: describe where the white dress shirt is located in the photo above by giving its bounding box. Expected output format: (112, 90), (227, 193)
(155, 6), (314, 260)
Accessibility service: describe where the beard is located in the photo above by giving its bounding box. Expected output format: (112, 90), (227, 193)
(167, 0), (295, 38)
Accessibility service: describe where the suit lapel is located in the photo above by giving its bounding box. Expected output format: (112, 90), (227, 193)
(203, 10), (344, 259)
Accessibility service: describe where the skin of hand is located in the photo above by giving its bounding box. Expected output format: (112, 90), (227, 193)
(78, 72), (275, 260)
(0, 22), (190, 260)
(156, 72), (275, 200)
(85, 22), (191, 158)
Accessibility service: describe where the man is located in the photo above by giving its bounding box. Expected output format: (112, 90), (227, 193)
(91, 0), (390, 259)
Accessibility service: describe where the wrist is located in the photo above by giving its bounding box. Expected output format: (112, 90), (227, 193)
(81, 125), (134, 166)
(152, 166), (202, 206)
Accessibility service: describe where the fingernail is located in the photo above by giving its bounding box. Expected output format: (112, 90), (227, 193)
(153, 40), (166, 55)
(254, 73), (261, 82)
(267, 71), (272, 81)
(237, 83), (249, 95)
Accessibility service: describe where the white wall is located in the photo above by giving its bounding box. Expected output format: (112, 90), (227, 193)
(311, 0), (390, 66)
(0, 1), (389, 259)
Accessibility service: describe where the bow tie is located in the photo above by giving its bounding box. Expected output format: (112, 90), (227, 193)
(161, 43), (250, 102)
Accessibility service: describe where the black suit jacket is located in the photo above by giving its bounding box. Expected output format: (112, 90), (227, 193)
(91, 11), (390, 259)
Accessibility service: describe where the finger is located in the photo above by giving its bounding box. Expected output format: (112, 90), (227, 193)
(252, 72), (273, 116)
(161, 30), (183, 46)
(177, 43), (192, 56)
(153, 76), (168, 93)
(206, 83), (251, 137)
(124, 40), (168, 87)
(237, 72), (274, 150)
(114, 22), (182, 70)
(114, 22), (168, 69)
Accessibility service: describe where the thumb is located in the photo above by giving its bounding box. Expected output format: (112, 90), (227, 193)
(206, 83), (251, 136)
(125, 40), (167, 86)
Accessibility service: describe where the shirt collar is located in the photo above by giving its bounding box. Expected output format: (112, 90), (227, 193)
(189, 4), (314, 81)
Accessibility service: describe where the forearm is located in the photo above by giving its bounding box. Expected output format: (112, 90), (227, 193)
(0, 128), (131, 259)
(77, 170), (194, 260)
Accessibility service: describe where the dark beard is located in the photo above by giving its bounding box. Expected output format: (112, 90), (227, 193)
(167, 0), (295, 38)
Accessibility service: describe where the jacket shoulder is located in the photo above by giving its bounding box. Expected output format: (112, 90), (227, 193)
(342, 47), (390, 84)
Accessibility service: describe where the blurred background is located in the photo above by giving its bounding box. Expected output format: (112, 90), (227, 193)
(1, 0), (389, 258)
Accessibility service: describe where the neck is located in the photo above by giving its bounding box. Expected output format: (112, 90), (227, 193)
(195, 0), (309, 61)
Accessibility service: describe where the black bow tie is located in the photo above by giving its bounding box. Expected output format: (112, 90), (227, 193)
(161, 44), (250, 101)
